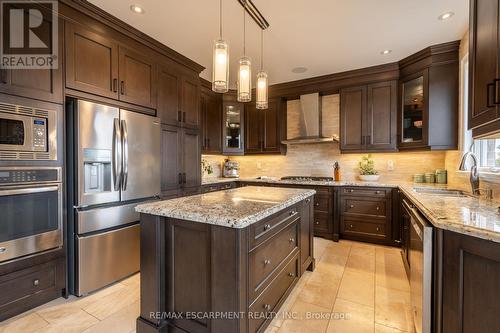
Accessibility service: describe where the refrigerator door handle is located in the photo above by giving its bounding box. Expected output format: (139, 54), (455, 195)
(121, 119), (129, 191)
(113, 118), (122, 191)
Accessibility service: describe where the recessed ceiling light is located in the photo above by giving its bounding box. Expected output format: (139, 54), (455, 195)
(291, 67), (307, 74)
(381, 49), (392, 55)
(438, 12), (454, 20)
(130, 4), (145, 14)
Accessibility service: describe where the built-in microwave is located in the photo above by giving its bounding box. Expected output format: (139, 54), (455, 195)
(0, 102), (57, 160)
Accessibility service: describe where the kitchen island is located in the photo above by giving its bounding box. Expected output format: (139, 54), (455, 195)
(135, 186), (316, 333)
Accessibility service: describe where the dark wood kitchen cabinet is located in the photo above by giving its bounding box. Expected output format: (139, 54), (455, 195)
(200, 86), (222, 154)
(435, 230), (500, 333)
(222, 94), (245, 155)
(160, 125), (201, 198)
(118, 46), (156, 109)
(398, 42), (459, 150)
(157, 64), (181, 126)
(181, 75), (201, 129)
(245, 98), (282, 154)
(65, 21), (157, 110)
(339, 187), (394, 245)
(340, 80), (397, 152)
(468, 0), (500, 137)
(0, 5), (63, 104)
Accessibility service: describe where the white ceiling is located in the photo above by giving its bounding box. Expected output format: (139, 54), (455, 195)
(88, 0), (468, 87)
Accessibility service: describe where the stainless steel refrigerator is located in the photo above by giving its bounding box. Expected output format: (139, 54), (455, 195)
(67, 99), (160, 296)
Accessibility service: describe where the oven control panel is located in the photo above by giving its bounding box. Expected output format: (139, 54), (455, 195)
(0, 168), (60, 185)
(32, 118), (47, 149)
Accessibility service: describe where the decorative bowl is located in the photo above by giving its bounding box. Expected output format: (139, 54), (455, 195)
(358, 174), (380, 182)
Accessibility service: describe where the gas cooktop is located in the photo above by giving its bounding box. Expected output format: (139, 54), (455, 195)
(280, 176), (334, 182)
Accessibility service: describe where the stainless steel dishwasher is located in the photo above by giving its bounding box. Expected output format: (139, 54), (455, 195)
(405, 198), (433, 333)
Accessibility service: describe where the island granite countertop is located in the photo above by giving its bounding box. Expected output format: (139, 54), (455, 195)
(135, 186), (315, 228)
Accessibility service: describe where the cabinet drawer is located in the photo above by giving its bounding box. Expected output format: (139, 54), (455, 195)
(342, 187), (390, 197)
(249, 256), (299, 333)
(250, 222), (298, 301)
(343, 198), (386, 217)
(0, 259), (61, 311)
(342, 219), (386, 237)
(313, 211), (331, 233)
(220, 182), (236, 190)
(313, 194), (330, 212)
(202, 184), (221, 193)
(250, 206), (299, 247)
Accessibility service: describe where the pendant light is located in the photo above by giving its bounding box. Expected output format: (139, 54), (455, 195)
(212, 0), (229, 93)
(237, 7), (252, 102)
(256, 29), (268, 109)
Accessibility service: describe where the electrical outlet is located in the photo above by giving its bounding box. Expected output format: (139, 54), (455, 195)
(387, 160), (394, 171)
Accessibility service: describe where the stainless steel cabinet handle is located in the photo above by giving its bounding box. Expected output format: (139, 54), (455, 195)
(289, 238), (295, 243)
(349, 204), (354, 208)
(33, 279), (39, 286)
(315, 202), (320, 207)
(305, 198), (310, 203)
(315, 221), (320, 225)
(112, 78), (118, 92)
(349, 224), (354, 228)
(264, 224), (271, 231)
(288, 272), (295, 277)
(376, 190), (381, 194)
(376, 206), (380, 210)
(487, 82), (496, 108)
(494, 78), (500, 104)
(376, 227), (380, 231)
(112, 118), (122, 191)
(264, 259), (271, 265)
(120, 80), (125, 95)
(121, 120), (129, 191)
(289, 210), (296, 216)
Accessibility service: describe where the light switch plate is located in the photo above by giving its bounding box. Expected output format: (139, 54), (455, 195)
(387, 160), (394, 171)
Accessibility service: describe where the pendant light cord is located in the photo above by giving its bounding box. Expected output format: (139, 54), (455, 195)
(243, 7), (246, 55)
(219, 0), (222, 39)
(260, 29), (263, 70)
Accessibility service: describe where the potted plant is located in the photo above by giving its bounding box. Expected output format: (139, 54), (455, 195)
(358, 154), (380, 181)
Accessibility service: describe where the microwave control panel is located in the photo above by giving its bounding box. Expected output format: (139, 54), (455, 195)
(32, 118), (47, 150)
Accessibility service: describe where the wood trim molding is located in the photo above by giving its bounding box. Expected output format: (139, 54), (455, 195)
(60, 0), (205, 74)
(399, 40), (460, 69)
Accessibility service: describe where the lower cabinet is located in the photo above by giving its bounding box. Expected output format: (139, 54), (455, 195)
(201, 182), (237, 193)
(0, 252), (65, 321)
(339, 187), (395, 245)
(436, 230), (500, 333)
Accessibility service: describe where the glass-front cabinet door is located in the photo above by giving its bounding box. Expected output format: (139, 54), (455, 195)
(400, 71), (427, 148)
(222, 97), (244, 155)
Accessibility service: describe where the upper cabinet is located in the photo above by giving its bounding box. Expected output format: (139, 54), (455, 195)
(201, 85), (222, 154)
(340, 80), (397, 152)
(0, 5), (63, 104)
(469, 0), (500, 137)
(222, 94), (245, 155)
(245, 98), (283, 154)
(398, 42), (459, 150)
(65, 21), (157, 110)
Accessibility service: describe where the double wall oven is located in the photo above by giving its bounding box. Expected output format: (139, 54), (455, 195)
(0, 102), (63, 264)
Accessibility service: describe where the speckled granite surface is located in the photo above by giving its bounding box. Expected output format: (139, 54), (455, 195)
(202, 177), (401, 187)
(200, 178), (500, 242)
(399, 185), (500, 243)
(135, 186), (315, 228)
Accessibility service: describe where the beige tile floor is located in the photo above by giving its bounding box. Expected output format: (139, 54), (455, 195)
(0, 238), (413, 333)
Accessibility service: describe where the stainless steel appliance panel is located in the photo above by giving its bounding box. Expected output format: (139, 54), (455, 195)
(409, 208), (432, 333)
(77, 101), (120, 206)
(119, 110), (160, 201)
(0, 181), (63, 263)
(76, 202), (140, 234)
(0, 102), (57, 160)
(76, 224), (140, 296)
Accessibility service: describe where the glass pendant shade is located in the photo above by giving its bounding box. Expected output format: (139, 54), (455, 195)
(237, 56), (252, 102)
(212, 39), (229, 93)
(256, 70), (268, 109)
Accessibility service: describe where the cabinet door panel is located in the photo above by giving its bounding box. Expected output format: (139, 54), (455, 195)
(161, 125), (182, 194)
(182, 129), (201, 189)
(340, 86), (366, 151)
(119, 47), (156, 108)
(157, 66), (181, 126)
(245, 103), (262, 153)
(263, 99), (281, 153)
(469, 0), (499, 129)
(65, 23), (118, 99)
(202, 93), (222, 154)
(181, 76), (200, 128)
(366, 81), (397, 150)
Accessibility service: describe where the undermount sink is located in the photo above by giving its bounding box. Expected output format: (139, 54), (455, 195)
(413, 187), (471, 197)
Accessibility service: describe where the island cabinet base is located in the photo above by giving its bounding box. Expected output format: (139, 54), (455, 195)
(137, 196), (315, 333)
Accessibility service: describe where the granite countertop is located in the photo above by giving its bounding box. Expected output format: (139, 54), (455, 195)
(200, 177), (500, 243)
(135, 186), (316, 228)
(399, 185), (500, 243)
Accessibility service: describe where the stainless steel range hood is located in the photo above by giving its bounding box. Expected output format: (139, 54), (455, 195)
(281, 93), (339, 144)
